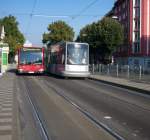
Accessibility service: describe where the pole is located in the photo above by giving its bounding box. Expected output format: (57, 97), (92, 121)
(127, 65), (130, 78)
(107, 64), (110, 75)
(116, 64), (118, 77)
(139, 65), (142, 80)
(99, 64), (101, 74)
(92, 64), (94, 74)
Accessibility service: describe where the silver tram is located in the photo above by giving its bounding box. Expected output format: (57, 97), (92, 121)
(46, 41), (90, 77)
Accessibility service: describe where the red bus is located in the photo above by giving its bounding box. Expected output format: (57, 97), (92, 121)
(17, 47), (45, 74)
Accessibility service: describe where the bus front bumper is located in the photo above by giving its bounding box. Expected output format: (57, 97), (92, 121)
(17, 68), (44, 74)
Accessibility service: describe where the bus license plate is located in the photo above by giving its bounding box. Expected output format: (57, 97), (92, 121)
(29, 71), (34, 73)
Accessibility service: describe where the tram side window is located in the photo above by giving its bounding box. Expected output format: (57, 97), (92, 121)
(50, 46), (65, 64)
(57, 48), (65, 64)
(57, 52), (61, 64)
(50, 53), (53, 64)
(54, 53), (57, 64)
(60, 48), (65, 64)
(50, 52), (55, 64)
(48, 52), (51, 64)
(62, 53), (65, 64)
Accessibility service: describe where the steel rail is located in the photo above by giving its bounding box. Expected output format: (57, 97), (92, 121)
(23, 77), (50, 140)
(43, 77), (125, 140)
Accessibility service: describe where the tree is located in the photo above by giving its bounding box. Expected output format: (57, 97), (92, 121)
(77, 17), (124, 64)
(0, 15), (25, 61)
(43, 20), (74, 45)
(77, 23), (99, 63)
(98, 17), (124, 55)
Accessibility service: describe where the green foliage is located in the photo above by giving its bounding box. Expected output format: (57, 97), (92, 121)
(98, 17), (124, 53)
(42, 20), (74, 44)
(0, 15), (25, 56)
(78, 22), (100, 48)
(77, 17), (124, 63)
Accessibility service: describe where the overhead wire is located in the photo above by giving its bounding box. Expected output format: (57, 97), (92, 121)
(22, 0), (101, 43)
(1, 0), (101, 20)
(71, 0), (100, 20)
(4, 13), (103, 18)
(25, 0), (38, 37)
(31, 0), (100, 21)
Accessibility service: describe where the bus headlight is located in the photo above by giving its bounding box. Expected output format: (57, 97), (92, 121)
(18, 68), (23, 73)
(19, 69), (23, 72)
(39, 69), (44, 72)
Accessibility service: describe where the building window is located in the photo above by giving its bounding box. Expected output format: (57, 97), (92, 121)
(123, 12), (126, 19)
(133, 0), (141, 54)
(135, 0), (140, 7)
(134, 42), (140, 53)
(135, 20), (140, 30)
(115, 8), (117, 14)
(126, 0), (128, 6)
(134, 32), (140, 43)
(126, 11), (128, 17)
(118, 16), (121, 21)
(135, 7), (140, 18)
(118, 6), (121, 12)
(123, 2), (126, 9)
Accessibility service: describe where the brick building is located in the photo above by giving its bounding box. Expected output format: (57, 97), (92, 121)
(110, 0), (150, 69)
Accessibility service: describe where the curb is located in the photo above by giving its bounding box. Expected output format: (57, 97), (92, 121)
(88, 77), (150, 96)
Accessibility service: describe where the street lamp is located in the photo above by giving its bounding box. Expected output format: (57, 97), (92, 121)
(0, 26), (5, 43)
(112, 16), (118, 20)
(82, 33), (87, 37)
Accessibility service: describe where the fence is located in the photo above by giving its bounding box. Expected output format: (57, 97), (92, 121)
(90, 64), (150, 83)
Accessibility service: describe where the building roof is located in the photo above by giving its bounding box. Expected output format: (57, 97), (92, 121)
(105, 9), (114, 17)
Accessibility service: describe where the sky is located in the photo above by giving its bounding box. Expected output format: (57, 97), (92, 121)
(0, 0), (115, 46)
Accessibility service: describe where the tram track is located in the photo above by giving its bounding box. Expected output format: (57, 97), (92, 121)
(22, 76), (50, 140)
(41, 75), (150, 140)
(19, 75), (150, 140)
(41, 76), (124, 140)
(20, 75), (116, 140)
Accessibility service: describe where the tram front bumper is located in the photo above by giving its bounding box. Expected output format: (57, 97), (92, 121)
(61, 71), (90, 78)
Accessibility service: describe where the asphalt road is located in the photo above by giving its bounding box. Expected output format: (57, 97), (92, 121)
(17, 74), (150, 140)
(16, 75), (43, 140)
(17, 75), (115, 140)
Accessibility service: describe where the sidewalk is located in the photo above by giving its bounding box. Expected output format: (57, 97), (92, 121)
(0, 72), (18, 140)
(89, 74), (150, 94)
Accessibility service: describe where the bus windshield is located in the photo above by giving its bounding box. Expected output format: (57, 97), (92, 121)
(67, 43), (88, 65)
(20, 49), (42, 65)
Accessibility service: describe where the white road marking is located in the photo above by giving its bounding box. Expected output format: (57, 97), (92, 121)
(104, 116), (112, 119)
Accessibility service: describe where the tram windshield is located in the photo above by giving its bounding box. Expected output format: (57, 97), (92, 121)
(20, 49), (42, 65)
(67, 43), (88, 65)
